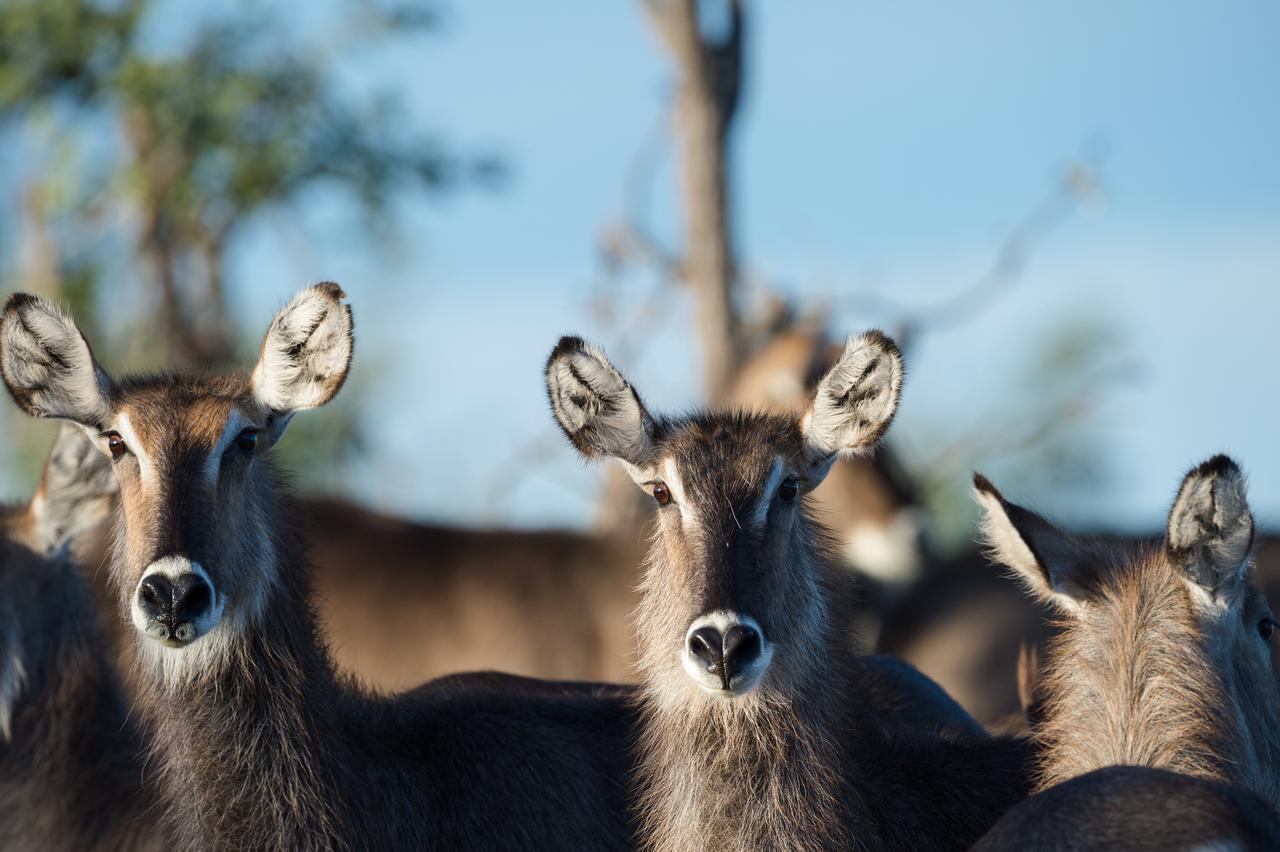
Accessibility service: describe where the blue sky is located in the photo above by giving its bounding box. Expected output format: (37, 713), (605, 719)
(34, 2), (1280, 533)
(241, 0), (1280, 532)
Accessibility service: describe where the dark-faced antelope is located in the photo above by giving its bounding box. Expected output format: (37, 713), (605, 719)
(0, 425), (165, 851)
(972, 458), (1280, 849)
(545, 333), (1031, 851)
(0, 286), (643, 850)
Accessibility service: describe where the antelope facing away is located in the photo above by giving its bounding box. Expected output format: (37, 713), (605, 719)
(546, 333), (1031, 851)
(0, 425), (165, 851)
(972, 457), (1280, 849)
(0, 286), (642, 850)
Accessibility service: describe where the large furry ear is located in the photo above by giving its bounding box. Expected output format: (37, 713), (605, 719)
(545, 336), (655, 470)
(29, 424), (117, 557)
(0, 294), (112, 428)
(973, 473), (1092, 613)
(800, 330), (903, 480)
(1166, 455), (1254, 605)
(251, 283), (354, 449)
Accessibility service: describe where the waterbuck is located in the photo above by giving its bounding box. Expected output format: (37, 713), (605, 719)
(545, 333), (1031, 851)
(0, 285), (642, 850)
(972, 458), (1280, 849)
(0, 425), (164, 851)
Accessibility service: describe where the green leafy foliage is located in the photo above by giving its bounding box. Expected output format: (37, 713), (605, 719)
(0, 0), (499, 498)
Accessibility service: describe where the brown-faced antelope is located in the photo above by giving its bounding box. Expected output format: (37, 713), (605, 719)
(0, 425), (165, 851)
(972, 458), (1280, 849)
(0, 286), (641, 850)
(546, 333), (1032, 851)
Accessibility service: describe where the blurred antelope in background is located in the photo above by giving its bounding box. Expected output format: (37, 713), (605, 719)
(546, 332), (1029, 851)
(973, 457), (1280, 849)
(0, 285), (643, 849)
(0, 426), (164, 851)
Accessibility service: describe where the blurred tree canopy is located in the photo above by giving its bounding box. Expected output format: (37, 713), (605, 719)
(0, 0), (500, 488)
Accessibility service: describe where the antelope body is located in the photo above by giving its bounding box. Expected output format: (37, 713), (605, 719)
(0, 286), (641, 850)
(0, 426), (165, 851)
(546, 333), (1030, 851)
(972, 458), (1280, 849)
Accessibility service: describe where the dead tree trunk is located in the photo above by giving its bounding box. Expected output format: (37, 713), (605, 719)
(642, 0), (745, 405)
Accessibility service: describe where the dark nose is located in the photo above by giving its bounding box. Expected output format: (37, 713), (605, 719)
(138, 573), (212, 642)
(688, 623), (764, 689)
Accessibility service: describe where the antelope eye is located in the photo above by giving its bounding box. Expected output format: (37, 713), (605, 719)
(236, 429), (259, 454)
(778, 479), (800, 503)
(104, 432), (128, 461)
(652, 481), (672, 506)
(1259, 617), (1276, 641)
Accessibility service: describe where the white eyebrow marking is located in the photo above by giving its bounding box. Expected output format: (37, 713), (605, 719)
(662, 458), (698, 530)
(204, 409), (250, 484)
(751, 457), (786, 528)
(114, 411), (154, 484)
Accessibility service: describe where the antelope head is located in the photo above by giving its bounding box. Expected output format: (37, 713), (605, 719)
(0, 285), (353, 682)
(975, 456), (1280, 801)
(546, 332), (903, 708)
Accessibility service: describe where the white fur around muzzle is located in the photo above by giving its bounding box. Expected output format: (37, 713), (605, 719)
(681, 610), (774, 697)
(131, 556), (224, 647)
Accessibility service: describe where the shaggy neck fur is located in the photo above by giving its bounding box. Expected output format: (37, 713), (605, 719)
(0, 533), (162, 851)
(111, 464), (641, 850)
(115, 473), (353, 850)
(1036, 551), (1240, 794)
(633, 518), (876, 852)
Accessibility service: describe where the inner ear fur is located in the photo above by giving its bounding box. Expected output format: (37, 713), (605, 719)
(250, 284), (354, 452)
(1166, 454), (1254, 601)
(801, 330), (903, 472)
(0, 293), (113, 428)
(973, 472), (1093, 611)
(544, 335), (655, 466)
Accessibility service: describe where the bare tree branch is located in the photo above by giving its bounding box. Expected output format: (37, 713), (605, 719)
(640, 0), (747, 404)
(841, 151), (1107, 340)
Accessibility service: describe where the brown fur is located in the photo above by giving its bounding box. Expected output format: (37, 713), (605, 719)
(977, 475), (1280, 805)
(0, 291), (643, 849)
(0, 442), (165, 851)
(1034, 548), (1239, 790)
(628, 428), (1030, 851)
(547, 336), (1031, 851)
(974, 463), (1280, 847)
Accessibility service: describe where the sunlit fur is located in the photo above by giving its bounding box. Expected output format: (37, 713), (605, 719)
(976, 463), (1280, 809)
(102, 374), (283, 689)
(633, 431), (856, 849)
(1038, 555), (1280, 806)
(1035, 548), (1242, 789)
(548, 336), (1033, 852)
(0, 296), (110, 427)
(0, 290), (643, 849)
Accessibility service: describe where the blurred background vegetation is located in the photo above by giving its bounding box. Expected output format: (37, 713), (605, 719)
(0, 0), (499, 487)
(0, 0), (1274, 559)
